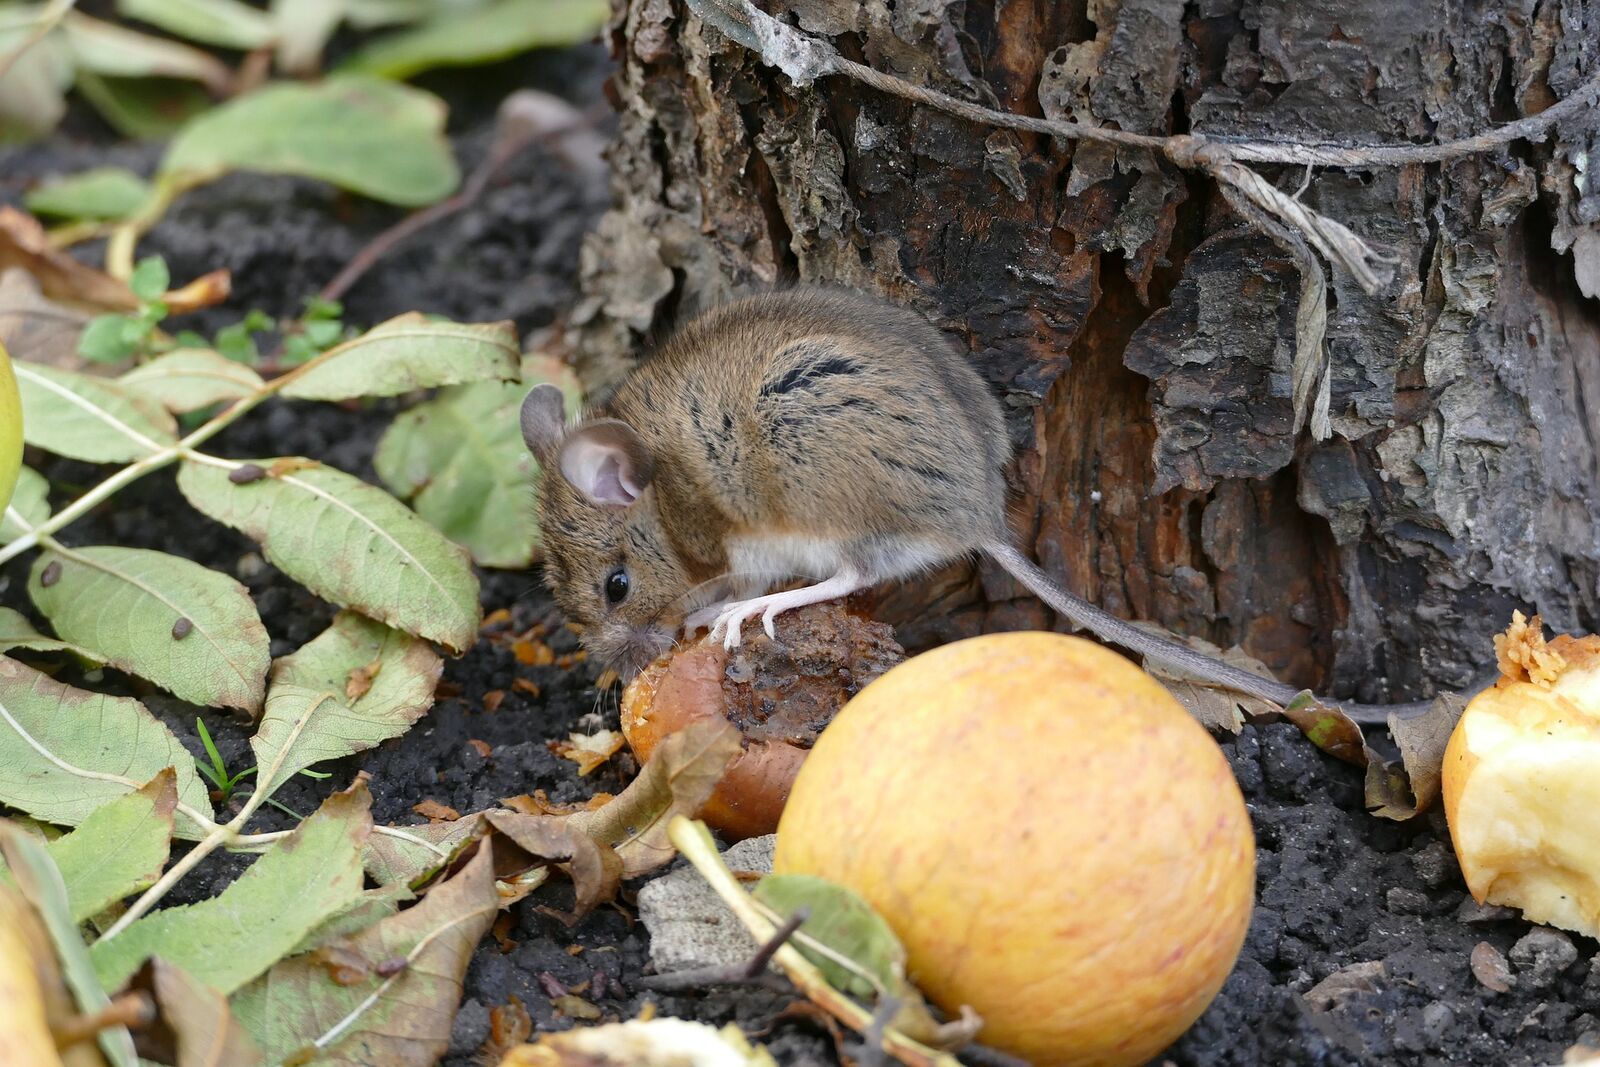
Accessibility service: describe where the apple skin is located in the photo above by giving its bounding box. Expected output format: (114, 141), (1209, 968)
(772, 631), (1256, 1067)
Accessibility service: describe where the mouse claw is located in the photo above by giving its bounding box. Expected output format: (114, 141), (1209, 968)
(761, 611), (778, 640)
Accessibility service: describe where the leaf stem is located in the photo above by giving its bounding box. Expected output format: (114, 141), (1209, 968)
(105, 168), (223, 280)
(97, 814), (235, 941)
(666, 816), (964, 1067)
(0, 334), (354, 568)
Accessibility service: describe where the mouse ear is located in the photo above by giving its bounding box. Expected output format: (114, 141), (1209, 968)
(557, 419), (654, 508)
(520, 383), (569, 460)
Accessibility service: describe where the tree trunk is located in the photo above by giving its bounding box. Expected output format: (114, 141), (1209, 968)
(569, 0), (1600, 702)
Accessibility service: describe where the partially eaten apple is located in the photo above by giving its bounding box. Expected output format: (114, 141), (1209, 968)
(620, 601), (904, 840)
(1443, 611), (1600, 937)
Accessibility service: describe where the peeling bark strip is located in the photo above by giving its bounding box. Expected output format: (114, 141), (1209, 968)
(575, 0), (1600, 703)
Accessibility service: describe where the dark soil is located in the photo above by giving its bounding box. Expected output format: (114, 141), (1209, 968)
(3, 41), (1598, 1067)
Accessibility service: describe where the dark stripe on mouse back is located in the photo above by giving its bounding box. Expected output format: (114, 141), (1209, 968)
(759, 344), (861, 398)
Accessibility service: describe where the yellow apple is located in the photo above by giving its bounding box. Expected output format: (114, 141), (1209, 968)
(772, 631), (1255, 1067)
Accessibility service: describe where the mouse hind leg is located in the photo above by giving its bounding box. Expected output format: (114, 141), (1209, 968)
(706, 566), (873, 648)
(706, 534), (964, 649)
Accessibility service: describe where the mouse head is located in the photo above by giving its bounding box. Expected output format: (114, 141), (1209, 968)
(520, 383), (690, 676)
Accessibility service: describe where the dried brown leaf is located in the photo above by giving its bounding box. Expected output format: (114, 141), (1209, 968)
(1383, 693), (1467, 817)
(1133, 624), (1283, 733)
(550, 729), (625, 776)
(161, 269), (231, 315)
(0, 207), (137, 311)
(146, 958), (264, 1067)
(569, 717), (742, 877)
(0, 268), (92, 371)
(412, 799), (462, 822)
(484, 811), (624, 924)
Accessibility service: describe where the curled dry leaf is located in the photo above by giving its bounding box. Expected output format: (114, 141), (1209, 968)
(136, 958), (263, 1067)
(1131, 623), (1282, 733)
(485, 717), (742, 922)
(0, 207), (137, 312)
(550, 729), (625, 776)
(413, 799), (462, 822)
(159, 269), (231, 315)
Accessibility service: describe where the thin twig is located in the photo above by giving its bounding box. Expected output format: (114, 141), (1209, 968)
(319, 98), (611, 303)
(684, 0), (1600, 296)
(635, 906), (810, 993)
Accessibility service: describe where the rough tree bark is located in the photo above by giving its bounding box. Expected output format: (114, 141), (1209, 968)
(568, 0), (1600, 703)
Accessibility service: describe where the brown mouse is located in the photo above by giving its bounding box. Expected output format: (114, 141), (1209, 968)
(520, 288), (1485, 723)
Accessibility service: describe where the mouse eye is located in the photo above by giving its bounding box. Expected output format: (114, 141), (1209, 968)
(604, 566), (630, 605)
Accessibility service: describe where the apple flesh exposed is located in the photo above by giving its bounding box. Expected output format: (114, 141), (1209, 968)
(1443, 612), (1600, 937)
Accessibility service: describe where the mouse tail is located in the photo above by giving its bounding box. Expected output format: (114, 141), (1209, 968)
(981, 541), (1490, 724)
(983, 540), (1313, 708)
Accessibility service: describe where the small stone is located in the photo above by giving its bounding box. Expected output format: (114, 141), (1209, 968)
(1471, 941), (1515, 993)
(637, 836), (777, 973)
(1386, 887), (1432, 915)
(1303, 960), (1386, 1012)
(1411, 841), (1457, 887)
(1509, 927), (1579, 989)
(1420, 1002), (1453, 1045)
(1456, 897), (1520, 924)
(447, 998), (490, 1055)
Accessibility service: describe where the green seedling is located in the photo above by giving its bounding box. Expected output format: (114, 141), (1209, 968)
(194, 717), (328, 819)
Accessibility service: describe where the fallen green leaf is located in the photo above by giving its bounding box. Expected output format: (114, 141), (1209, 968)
(14, 359), (178, 462)
(341, 0), (608, 79)
(61, 11), (231, 90)
(177, 458), (481, 652)
(117, 0), (279, 50)
(119, 347), (266, 413)
(46, 769), (177, 923)
(233, 837), (499, 1066)
(251, 612), (442, 795)
(28, 545), (271, 714)
(362, 818), (480, 888)
(280, 313), (519, 401)
(0, 605), (102, 662)
(162, 75), (458, 207)
(91, 780), (372, 994)
(75, 71), (214, 140)
(0, 465), (48, 544)
(0, 655), (212, 837)
(374, 380), (537, 568)
(290, 882), (413, 954)
(24, 166), (152, 221)
(754, 873), (903, 999)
